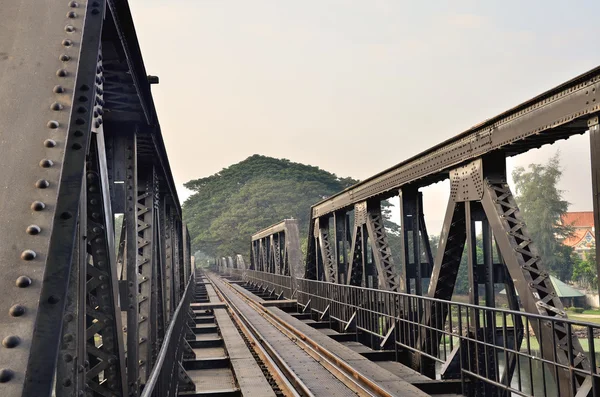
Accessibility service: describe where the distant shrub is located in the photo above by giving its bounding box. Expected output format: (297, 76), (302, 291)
(567, 307), (585, 313)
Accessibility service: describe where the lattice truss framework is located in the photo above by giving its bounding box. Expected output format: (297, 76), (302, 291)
(0, 1), (193, 396)
(303, 156), (593, 395)
(250, 220), (302, 278)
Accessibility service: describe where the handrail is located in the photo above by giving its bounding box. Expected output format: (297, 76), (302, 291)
(141, 273), (195, 397)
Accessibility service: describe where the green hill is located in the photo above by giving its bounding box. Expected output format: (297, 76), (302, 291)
(183, 155), (357, 258)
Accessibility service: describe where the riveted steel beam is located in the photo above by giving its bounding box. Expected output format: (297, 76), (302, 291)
(0, 0), (105, 394)
(136, 168), (155, 383)
(312, 67), (600, 219)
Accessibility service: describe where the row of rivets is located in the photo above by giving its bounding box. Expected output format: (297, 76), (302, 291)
(0, 0), (83, 386)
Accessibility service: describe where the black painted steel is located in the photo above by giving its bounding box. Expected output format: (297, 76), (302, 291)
(0, 1), (193, 395)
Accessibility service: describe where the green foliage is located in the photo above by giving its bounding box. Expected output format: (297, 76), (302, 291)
(512, 152), (575, 281)
(183, 155), (357, 258)
(567, 307), (585, 314)
(572, 245), (598, 290)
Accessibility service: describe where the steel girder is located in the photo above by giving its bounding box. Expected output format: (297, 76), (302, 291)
(0, 1), (191, 395)
(398, 189), (434, 295)
(590, 116), (600, 297)
(250, 219), (302, 279)
(311, 67), (600, 219)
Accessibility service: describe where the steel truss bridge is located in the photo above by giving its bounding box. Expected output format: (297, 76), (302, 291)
(2, 1), (600, 396)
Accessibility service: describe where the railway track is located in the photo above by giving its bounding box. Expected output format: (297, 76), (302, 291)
(204, 271), (448, 397)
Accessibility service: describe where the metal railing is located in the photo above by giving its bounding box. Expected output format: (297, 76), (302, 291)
(291, 277), (600, 397)
(141, 274), (195, 397)
(244, 269), (294, 299)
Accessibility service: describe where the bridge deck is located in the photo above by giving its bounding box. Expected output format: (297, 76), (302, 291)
(210, 275), (358, 396)
(229, 276), (464, 397)
(183, 276), (275, 396)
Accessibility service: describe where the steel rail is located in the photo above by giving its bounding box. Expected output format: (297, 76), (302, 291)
(210, 274), (397, 397)
(209, 274), (312, 397)
(208, 276), (303, 397)
(311, 65), (600, 218)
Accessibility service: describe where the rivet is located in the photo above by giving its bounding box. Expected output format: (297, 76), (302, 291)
(80, 84), (90, 91)
(50, 102), (63, 111)
(16, 276), (32, 288)
(92, 8), (100, 15)
(9, 305), (25, 317)
(0, 369), (14, 383)
(74, 130), (83, 137)
(60, 212), (73, 220)
(62, 39), (73, 47)
(67, 11), (77, 18)
(64, 353), (73, 362)
(72, 143), (82, 150)
(68, 0), (79, 7)
(64, 25), (75, 33)
(63, 379), (72, 387)
(26, 225), (41, 235)
(21, 250), (36, 260)
(48, 295), (60, 304)
(39, 159), (53, 168)
(63, 333), (73, 343)
(2, 336), (20, 348)
(53, 85), (65, 94)
(47, 120), (59, 129)
(35, 179), (50, 189)
(31, 201), (46, 211)
(56, 69), (68, 77)
(60, 54), (71, 62)
(64, 313), (74, 322)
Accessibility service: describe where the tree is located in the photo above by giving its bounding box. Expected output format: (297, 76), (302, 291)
(512, 152), (574, 280)
(183, 155), (356, 258)
(572, 245), (598, 290)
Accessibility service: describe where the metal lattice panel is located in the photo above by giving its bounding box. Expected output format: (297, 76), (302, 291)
(365, 203), (399, 291)
(481, 179), (590, 394)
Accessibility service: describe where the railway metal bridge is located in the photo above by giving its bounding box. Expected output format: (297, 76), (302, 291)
(2, 1), (600, 396)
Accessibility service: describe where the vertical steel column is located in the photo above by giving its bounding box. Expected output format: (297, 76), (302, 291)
(284, 220), (302, 281)
(273, 233), (282, 274)
(152, 185), (164, 367)
(84, 134), (127, 396)
(136, 168), (155, 383)
(123, 130), (140, 396)
(333, 211), (349, 284)
(304, 217), (318, 280)
(171, 213), (181, 306)
(399, 187), (422, 294)
(183, 224), (191, 283)
(589, 116), (600, 298)
(317, 217), (336, 282)
(163, 203), (173, 323)
(56, 191), (87, 397)
(347, 202), (367, 286)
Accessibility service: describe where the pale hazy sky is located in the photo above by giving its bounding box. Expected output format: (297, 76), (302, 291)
(129, 0), (600, 233)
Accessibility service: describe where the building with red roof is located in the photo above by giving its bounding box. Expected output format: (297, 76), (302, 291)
(560, 211), (595, 258)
